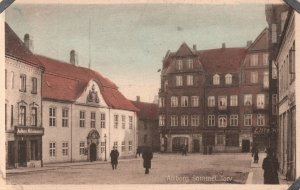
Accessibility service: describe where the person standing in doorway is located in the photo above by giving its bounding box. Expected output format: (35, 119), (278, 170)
(262, 148), (279, 184)
(142, 147), (153, 174)
(110, 146), (119, 170)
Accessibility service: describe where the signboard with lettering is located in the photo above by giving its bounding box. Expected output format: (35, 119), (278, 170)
(15, 126), (44, 136)
(253, 127), (277, 136)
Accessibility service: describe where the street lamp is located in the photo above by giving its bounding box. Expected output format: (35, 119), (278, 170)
(104, 134), (107, 161)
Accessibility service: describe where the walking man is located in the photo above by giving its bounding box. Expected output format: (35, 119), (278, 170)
(142, 147), (153, 174)
(110, 146), (119, 170)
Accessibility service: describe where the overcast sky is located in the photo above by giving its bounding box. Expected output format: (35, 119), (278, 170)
(6, 3), (268, 102)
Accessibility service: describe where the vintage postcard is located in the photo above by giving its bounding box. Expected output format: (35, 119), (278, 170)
(0, 0), (299, 189)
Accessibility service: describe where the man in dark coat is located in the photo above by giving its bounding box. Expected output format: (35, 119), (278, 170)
(110, 146), (119, 170)
(262, 148), (279, 184)
(142, 147), (153, 174)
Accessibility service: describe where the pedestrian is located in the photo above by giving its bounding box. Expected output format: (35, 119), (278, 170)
(262, 148), (279, 184)
(110, 146), (119, 170)
(254, 149), (259, 163)
(142, 147), (153, 174)
(184, 145), (188, 156)
(136, 147), (141, 158)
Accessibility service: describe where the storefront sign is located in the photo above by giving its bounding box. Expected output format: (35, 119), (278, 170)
(15, 126), (44, 136)
(253, 127), (277, 135)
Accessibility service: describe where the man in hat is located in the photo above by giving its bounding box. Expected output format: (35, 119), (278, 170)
(110, 146), (119, 170)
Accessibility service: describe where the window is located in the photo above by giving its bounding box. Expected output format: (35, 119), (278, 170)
(5, 69), (7, 89)
(20, 74), (26, 92)
(5, 104), (7, 130)
(257, 114), (265, 126)
(181, 115), (188, 126)
(216, 135), (223, 145)
(272, 61), (277, 79)
(11, 71), (14, 89)
(244, 114), (252, 126)
(143, 135), (148, 144)
(62, 108), (69, 127)
(250, 54), (258, 66)
(191, 96), (199, 107)
(62, 142), (69, 156)
(171, 96), (178, 107)
(257, 94), (265, 109)
(230, 115), (238, 126)
(121, 141), (126, 152)
(114, 141), (118, 148)
(164, 80), (168, 90)
(218, 115), (227, 128)
(176, 60), (183, 70)
(80, 142), (85, 155)
(31, 77), (37, 94)
(114, 115), (118, 128)
(225, 74), (232, 85)
(289, 42), (295, 82)
(158, 97), (164, 108)
(49, 107), (56, 127)
(271, 24), (277, 43)
(250, 72), (258, 83)
(31, 140), (38, 160)
(181, 96), (188, 107)
(128, 141), (133, 151)
(91, 112), (96, 128)
(191, 115), (199, 126)
(129, 116), (133, 129)
(226, 133), (239, 146)
(263, 53), (269, 65)
(187, 59), (193, 69)
(213, 74), (220, 85)
(208, 115), (215, 127)
(187, 75), (194, 86)
(100, 113), (106, 128)
(171, 115), (178, 126)
(159, 115), (165, 126)
(80, 111), (85, 128)
(49, 142), (56, 157)
(230, 95), (238, 106)
(176, 76), (183, 86)
(19, 106), (26, 126)
(263, 71), (269, 88)
(218, 96), (227, 110)
(208, 96), (215, 107)
(122, 115), (126, 129)
(100, 142), (105, 153)
(11, 105), (13, 128)
(244, 94), (252, 106)
(30, 107), (37, 126)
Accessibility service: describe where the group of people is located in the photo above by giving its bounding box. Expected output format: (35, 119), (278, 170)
(110, 146), (153, 174)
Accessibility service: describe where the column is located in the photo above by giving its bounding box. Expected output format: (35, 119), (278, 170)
(27, 139), (31, 163)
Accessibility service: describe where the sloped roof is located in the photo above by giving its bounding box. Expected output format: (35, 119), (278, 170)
(248, 28), (269, 51)
(130, 101), (158, 120)
(5, 23), (44, 69)
(36, 55), (138, 111)
(176, 42), (196, 57)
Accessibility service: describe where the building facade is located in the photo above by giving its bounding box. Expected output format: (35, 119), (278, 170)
(266, 4), (296, 181)
(159, 29), (271, 153)
(5, 23), (44, 168)
(131, 97), (160, 152)
(36, 53), (138, 163)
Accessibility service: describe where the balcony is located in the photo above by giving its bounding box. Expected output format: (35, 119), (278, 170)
(15, 126), (44, 136)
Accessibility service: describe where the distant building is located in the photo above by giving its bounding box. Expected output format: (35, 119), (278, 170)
(158, 29), (270, 153)
(5, 23), (44, 168)
(265, 4), (296, 181)
(131, 97), (160, 152)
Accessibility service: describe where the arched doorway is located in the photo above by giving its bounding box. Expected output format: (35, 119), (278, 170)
(172, 137), (188, 152)
(90, 143), (97, 161)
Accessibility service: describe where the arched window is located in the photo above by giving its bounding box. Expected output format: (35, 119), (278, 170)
(213, 74), (220, 85)
(225, 74), (232, 85)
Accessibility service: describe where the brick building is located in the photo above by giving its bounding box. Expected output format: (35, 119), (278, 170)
(159, 29), (271, 153)
(5, 23), (44, 168)
(131, 97), (160, 152)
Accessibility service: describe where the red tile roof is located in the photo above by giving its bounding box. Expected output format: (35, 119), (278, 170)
(5, 23), (44, 69)
(130, 101), (158, 120)
(36, 55), (138, 111)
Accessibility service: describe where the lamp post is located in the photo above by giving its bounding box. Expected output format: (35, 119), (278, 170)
(104, 134), (107, 161)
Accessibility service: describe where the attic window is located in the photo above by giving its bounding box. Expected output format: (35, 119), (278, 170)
(213, 74), (220, 85)
(225, 74), (232, 85)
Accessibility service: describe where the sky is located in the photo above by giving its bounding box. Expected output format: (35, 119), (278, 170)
(5, 3), (268, 103)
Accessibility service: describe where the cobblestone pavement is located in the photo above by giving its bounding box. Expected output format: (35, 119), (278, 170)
(6, 153), (253, 184)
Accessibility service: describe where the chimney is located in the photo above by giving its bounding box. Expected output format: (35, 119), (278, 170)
(222, 43), (226, 49)
(70, 50), (78, 65)
(193, 44), (197, 51)
(24, 34), (34, 52)
(246, 40), (252, 48)
(136, 96), (140, 102)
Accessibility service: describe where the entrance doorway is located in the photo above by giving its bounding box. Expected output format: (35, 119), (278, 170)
(7, 141), (15, 168)
(172, 137), (188, 152)
(242, 140), (250, 152)
(90, 143), (97, 161)
(18, 141), (27, 166)
(193, 140), (200, 152)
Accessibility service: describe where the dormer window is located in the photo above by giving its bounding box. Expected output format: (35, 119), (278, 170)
(176, 60), (183, 70)
(213, 74), (220, 85)
(225, 74), (232, 85)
